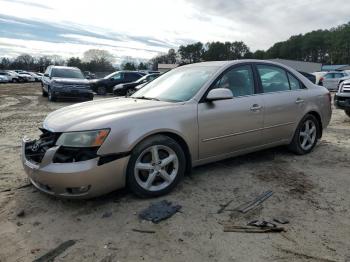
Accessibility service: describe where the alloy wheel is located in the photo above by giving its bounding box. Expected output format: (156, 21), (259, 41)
(126, 89), (134, 97)
(299, 119), (316, 151)
(134, 145), (179, 192)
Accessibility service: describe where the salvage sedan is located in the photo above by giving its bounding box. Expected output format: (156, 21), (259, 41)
(22, 60), (332, 198)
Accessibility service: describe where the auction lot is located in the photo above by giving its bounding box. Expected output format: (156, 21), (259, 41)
(0, 82), (350, 262)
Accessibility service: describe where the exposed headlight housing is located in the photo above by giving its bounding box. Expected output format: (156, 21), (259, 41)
(56, 129), (110, 147)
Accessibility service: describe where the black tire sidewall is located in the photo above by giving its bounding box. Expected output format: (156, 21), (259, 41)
(126, 135), (186, 197)
(289, 114), (319, 155)
(345, 110), (350, 118)
(48, 88), (56, 102)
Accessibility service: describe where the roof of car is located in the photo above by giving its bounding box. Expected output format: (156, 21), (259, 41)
(50, 66), (80, 70)
(182, 59), (303, 69)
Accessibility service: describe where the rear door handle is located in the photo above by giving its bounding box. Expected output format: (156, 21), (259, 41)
(295, 98), (304, 104)
(250, 104), (262, 111)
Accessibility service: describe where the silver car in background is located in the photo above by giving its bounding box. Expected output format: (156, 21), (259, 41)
(320, 71), (350, 91)
(22, 60), (332, 198)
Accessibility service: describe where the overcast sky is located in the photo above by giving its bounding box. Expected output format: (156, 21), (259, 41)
(1, 0), (350, 62)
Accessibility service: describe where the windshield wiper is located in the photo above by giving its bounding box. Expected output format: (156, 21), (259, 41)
(133, 96), (160, 101)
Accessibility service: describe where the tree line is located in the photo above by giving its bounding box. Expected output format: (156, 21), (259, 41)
(1, 21), (350, 72)
(152, 21), (350, 66)
(0, 49), (148, 73)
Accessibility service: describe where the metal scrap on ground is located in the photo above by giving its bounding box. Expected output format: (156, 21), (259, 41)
(223, 225), (285, 233)
(139, 200), (181, 223)
(33, 240), (76, 262)
(236, 190), (273, 213)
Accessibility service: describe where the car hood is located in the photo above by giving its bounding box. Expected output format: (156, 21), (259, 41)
(43, 97), (178, 132)
(52, 78), (89, 84)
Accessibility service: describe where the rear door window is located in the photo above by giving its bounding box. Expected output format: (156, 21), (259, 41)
(257, 65), (290, 93)
(324, 73), (334, 79)
(334, 73), (344, 78)
(128, 73), (141, 81)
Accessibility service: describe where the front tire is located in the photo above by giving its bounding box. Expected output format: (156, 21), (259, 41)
(345, 110), (350, 118)
(42, 87), (48, 97)
(126, 88), (135, 97)
(126, 135), (186, 197)
(288, 114), (319, 155)
(48, 87), (56, 102)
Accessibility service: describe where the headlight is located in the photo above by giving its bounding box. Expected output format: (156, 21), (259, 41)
(56, 129), (110, 147)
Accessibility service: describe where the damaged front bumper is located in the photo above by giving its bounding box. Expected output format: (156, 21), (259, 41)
(21, 136), (129, 199)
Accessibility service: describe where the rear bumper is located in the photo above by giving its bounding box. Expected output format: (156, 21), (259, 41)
(334, 93), (350, 110)
(21, 137), (129, 199)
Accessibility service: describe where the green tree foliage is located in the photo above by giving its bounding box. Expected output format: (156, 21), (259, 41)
(138, 62), (148, 70)
(178, 42), (203, 63)
(263, 22), (350, 64)
(122, 62), (136, 70)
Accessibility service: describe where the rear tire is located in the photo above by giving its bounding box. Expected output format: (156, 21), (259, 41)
(288, 114), (319, 155)
(126, 135), (186, 198)
(345, 110), (350, 118)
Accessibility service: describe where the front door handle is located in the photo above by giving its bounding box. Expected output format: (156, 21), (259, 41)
(250, 104), (262, 111)
(295, 98), (304, 104)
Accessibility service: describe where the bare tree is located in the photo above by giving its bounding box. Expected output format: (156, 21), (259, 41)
(83, 49), (114, 63)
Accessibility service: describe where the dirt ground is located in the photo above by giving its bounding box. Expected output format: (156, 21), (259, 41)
(0, 82), (349, 262)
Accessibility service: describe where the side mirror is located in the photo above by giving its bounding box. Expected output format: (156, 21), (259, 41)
(44, 73), (49, 77)
(206, 88), (233, 101)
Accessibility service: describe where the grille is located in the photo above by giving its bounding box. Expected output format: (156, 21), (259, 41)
(65, 84), (90, 89)
(342, 84), (350, 92)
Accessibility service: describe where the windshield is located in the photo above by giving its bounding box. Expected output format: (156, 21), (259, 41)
(132, 66), (219, 102)
(51, 68), (84, 79)
(104, 72), (120, 79)
(135, 75), (149, 83)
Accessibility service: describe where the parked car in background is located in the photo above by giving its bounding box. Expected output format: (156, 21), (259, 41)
(334, 79), (350, 117)
(84, 71), (96, 79)
(14, 71), (36, 82)
(0, 74), (9, 83)
(138, 70), (161, 75)
(28, 72), (42, 82)
(298, 71), (316, 84)
(42, 66), (93, 102)
(319, 71), (350, 91)
(113, 73), (160, 96)
(22, 60), (332, 199)
(0, 71), (19, 82)
(90, 71), (144, 95)
(6, 71), (24, 82)
(312, 71), (327, 85)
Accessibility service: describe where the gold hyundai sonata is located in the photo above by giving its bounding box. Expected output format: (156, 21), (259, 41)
(22, 60), (332, 198)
